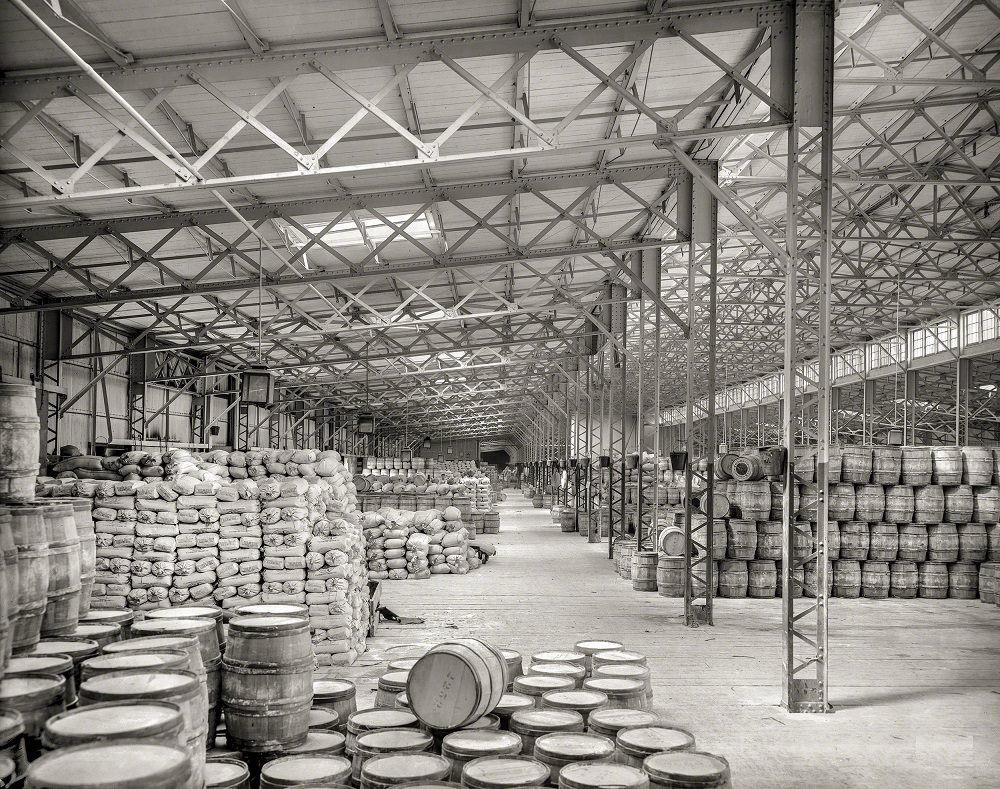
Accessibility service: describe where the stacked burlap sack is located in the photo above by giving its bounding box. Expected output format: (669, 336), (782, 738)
(363, 505), (481, 580)
(257, 477), (309, 605)
(91, 481), (141, 609)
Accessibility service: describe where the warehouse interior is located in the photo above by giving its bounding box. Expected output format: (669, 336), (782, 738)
(0, 0), (999, 787)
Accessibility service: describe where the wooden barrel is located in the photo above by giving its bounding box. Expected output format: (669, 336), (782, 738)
(0, 508), (17, 671)
(734, 482), (769, 521)
(71, 623), (120, 651)
(747, 560), (776, 598)
(957, 523), (988, 562)
(656, 557), (685, 598)
(41, 699), (184, 751)
(730, 455), (764, 482)
(540, 689), (609, 727)
(25, 740), (192, 789)
(586, 709), (657, 743)
(901, 447), (932, 486)
(513, 676), (574, 709)
(884, 485), (914, 525)
(307, 708), (340, 733)
(6, 655), (76, 707)
(854, 485), (885, 523)
(768, 481), (784, 521)
(918, 562), (949, 599)
(0, 384), (40, 504)
(962, 447), (994, 486)
(232, 603), (309, 619)
(204, 757), (251, 789)
(826, 483), (855, 522)
(9, 507), (48, 653)
(725, 520), (756, 559)
(509, 709), (584, 757)
(527, 662), (585, 690)
(944, 485), (974, 524)
(755, 521), (781, 560)
(642, 750), (732, 789)
(838, 522), (869, 560)
(618, 543), (636, 580)
(867, 523), (898, 561)
(344, 709), (418, 756)
(359, 752), (451, 789)
(972, 486), (999, 524)
(657, 527), (685, 557)
(222, 615), (313, 752)
(592, 664), (652, 702)
(889, 561), (918, 598)
(80, 649), (189, 682)
(631, 552), (658, 592)
(710, 519), (727, 560)
(990, 524), (1000, 562)
(927, 524), (959, 562)
(374, 671), (409, 709)
(0, 707), (26, 778)
(461, 754), (551, 789)
(441, 730), (522, 781)
(803, 560), (832, 598)
(550, 504), (562, 524)
(573, 640), (622, 677)
(717, 560), (747, 598)
(861, 561), (890, 599)
(352, 728), (433, 784)
(45, 498), (95, 618)
(897, 525), (928, 561)
(0, 673), (65, 751)
(490, 692), (534, 729)
(840, 446), (872, 484)
(533, 732), (615, 784)
(871, 447), (901, 485)
(407, 638), (506, 730)
(773, 561), (803, 599)
(813, 522), (840, 560)
(912, 484), (944, 524)
(580, 677), (645, 712)
(146, 605), (226, 653)
(559, 509), (577, 533)
(615, 725), (695, 769)
(931, 447), (963, 485)
(796, 485), (818, 523)
(832, 560), (861, 598)
(948, 562), (978, 599)
(500, 648), (525, 686)
(980, 563), (998, 605)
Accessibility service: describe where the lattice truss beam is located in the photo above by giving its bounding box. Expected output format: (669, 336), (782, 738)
(1, 0), (999, 440)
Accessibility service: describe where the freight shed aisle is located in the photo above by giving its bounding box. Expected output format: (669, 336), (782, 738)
(325, 492), (1000, 788)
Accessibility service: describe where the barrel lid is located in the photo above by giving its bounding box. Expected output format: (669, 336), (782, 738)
(83, 650), (187, 675)
(73, 622), (121, 638)
(7, 654), (73, 675)
(559, 762), (649, 789)
(462, 714), (500, 731)
(617, 725), (695, 757)
(80, 609), (133, 625)
(103, 634), (196, 654)
(361, 753), (451, 781)
(44, 700), (183, 742)
(348, 708), (417, 732)
(260, 754), (352, 783)
(509, 709), (584, 735)
(533, 732), (614, 759)
(286, 730), (347, 755)
(531, 650), (584, 664)
(513, 675), (574, 695)
(357, 727), (432, 754)
(574, 640), (623, 655)
(131, 618), (214, 635)
(31, 638), (99, 659)
(643, 750), (730, 783)
(442, 730), (520, 758)
(592, 649), (645, 665)
(204, 758), (250, 786)
(313, 678), (356, 700)
(308, 707), (340, 730)
(26, 740), (190, 788)
(388, 657), (419, 671)
(0, 673), (65, 701)
(582, 677), (644, 697)
(80, 669), (197, 701)
(462, 755), (549, 785)
(232, 603), (308, 617)
(499, 649), (521, 661)
(0, 708), (25, 741)
(540, 690), (608, 711)
(529, 662), (584, 678)
(228, 614), (305, 632)
(593, 663), (648, 679)
(378, 670), (410, 690)
(147, 605), (223, 621)
(587, 709), (658, 735)
(395, 691), (410, 709)
(492, 693), (534, 715)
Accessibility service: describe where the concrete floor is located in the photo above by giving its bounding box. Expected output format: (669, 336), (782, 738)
(331, 492), (1000, 788)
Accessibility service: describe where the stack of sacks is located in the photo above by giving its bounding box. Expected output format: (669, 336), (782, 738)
(362, 506), (482, 579)
(440, 506), (472, 575)
(382, 509), (413, 580)
(363, 512), (388, 579)
(471, 476), (491, 512)
(91, 482), (141, 609)
(130, 481), (179, 610)
(259, 478), (310, 605)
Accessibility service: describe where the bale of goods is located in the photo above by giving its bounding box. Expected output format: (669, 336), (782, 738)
(839, 522), (869, 560)
(532, 732), (615, 784)
(931, 447), (963, 486)
(406, 638), (506, 730)
(832, 560), (861, 598)
(927, 524), (959, 562)
(747, 560), (777, 598)
(890, 561), (918, 598)
(725, 520), (756, 560)
(0, 383), (40, 504)
(861, 561), (890, 599)
(901, 447), (933, 486)
(221, 615), (313, 752)
(642, 750), (733, 789)
(948, 562), (978, 599)
(25, 740), (192, 789)
(717, 560), (747, 598)
(868, 523), (898, 561)
(614, 724), (695, 769)
(884, 485), (914, 525)
(918, 562), (949, 599)
(631, 552), (658, 592)
(854, 485), (885, 523)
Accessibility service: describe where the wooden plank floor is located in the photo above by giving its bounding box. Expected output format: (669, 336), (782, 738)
(328, 492), (1000, 788)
